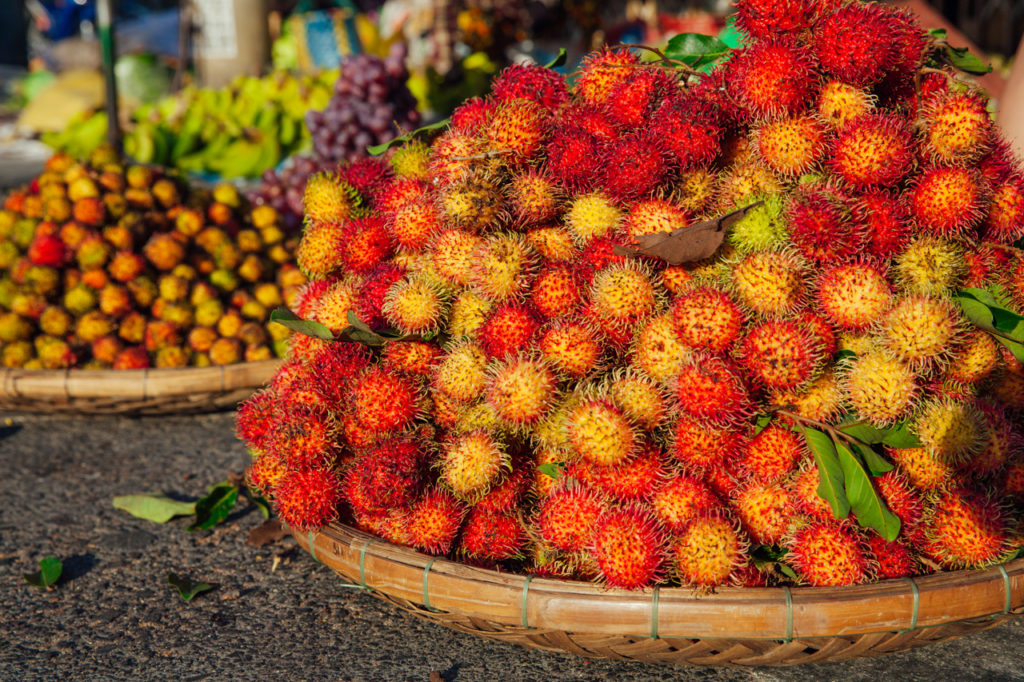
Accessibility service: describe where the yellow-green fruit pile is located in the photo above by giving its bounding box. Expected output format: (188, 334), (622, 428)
(238, 0), (1024, 591)
(0, 150), (303, 369)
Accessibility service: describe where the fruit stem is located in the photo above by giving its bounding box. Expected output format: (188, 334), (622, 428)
(451, 149), (515, 161)
(772, 408), (861, 446)
(621, 43), (703, 77)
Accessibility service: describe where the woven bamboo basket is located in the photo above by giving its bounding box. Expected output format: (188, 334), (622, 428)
(292, 522), (1024, 667)
(0, 359), (282, 415)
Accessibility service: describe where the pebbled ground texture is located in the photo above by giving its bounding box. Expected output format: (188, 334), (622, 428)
(1, 412), (1023, 681)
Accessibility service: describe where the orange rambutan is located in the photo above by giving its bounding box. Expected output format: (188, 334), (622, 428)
(787, 522), (869, 586)
(921, 91), (993, 165)
(530, 265), (581, 319)
(923, 487), (1012, 568)
(631, 312), (691, 383)
(671, 286), (744, 354)
(908, 166), (987, 239)
(788, 464), (837, 522)
(484, 99), (550, 163)
(736, 424), (805, 482)
(982, 175), (1024, 244)
(739, 319), (823, 390)
(469, 233), (536, 302)
(537, 320), (603, 378)
(296, 222), (346, 280)
(430, 229), (485, 287)
(650, 474), (721, 533)
(485, 356), (558, 428)
(887, 446), (952, 492)
(754, 115), (827, 176)
(622, 199), (688, 241)
(406, 488), (466, 555)
(388, 199), (441, 252)
(246, 451), (287, 496)
(727, 249), (808, 318)
(671, 416), (745, 472)
(731, 480), (794, 545)
(459, 507), (527, 563)
(675, 353), (753, 425)
(588, 263), (657, 331)
(538, 485), (607, 552)
(589, 505), (667, 589)
(879, 295), (965, 370)
(672, 513), (747, 588)
(816, 259), (893, 330)
(575, 46), (640, 106)
(817, 81), (874, 129)
(506, 169), (561, 225)
(829, 113), (914, 188)
(350, 366), (420, 436)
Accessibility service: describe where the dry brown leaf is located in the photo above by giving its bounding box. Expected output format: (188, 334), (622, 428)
(614, 200), (763, 264)
(246, 519), (288, 547)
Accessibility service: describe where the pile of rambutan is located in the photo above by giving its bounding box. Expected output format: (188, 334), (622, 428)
(238, 0), (1024, 591)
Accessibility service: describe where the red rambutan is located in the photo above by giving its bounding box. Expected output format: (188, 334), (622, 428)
(671, 286), (744, 353)
(406, 488), (466, 555)
(813, 4), (896, 86)
(459, 507), (527, 562)
(829, 113), (914, 188)
(538, 485), (607, 552)
(856, 189), (913, 258)
(275, 467), (343, 531)
(675, 353), (753, 425)
(589, 505), (667, 589)
(787, 521), (869, 586)
(491, 63), (569, 112)
(350, 366), (420, 436)
(786, 183), (866, 262)
(727, 39), (819, 119)
(650, 474), (721, 533)
(479, 303), (540, 359)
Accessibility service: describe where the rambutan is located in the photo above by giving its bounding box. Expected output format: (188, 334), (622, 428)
(813, 4), (895, 86)
(857, 190), (913, 259)
(651, 474), (721, 534)
(476, 464), (532, 513)
(469, 233), (535, 303)
(817, 260), (893, 330)
(350, 366), (420, 436)
(377, 177), (430, 215)
(879, 295), (965, 370)
(908, 166), (987, 239)
(969, 404), (1022, 477)
(449, 97), (495, 133)
(716, 162), (783, 209)
(817, 81), (874, 129)
(734, 0), (814, 38)
(726, 250), (808, 318)
(947, 330), (1001, 386)
(607, 68), (679, 129)
(565, 398), (637, 466)
(874, 471), (926, 542)
(575, 46), (640, 106)
(530, 265), (581, 319)
(274, 468), (342, 532)
(311, 279), (358, 333)
(246, 452), (287, 496)
(589, 506), (667, 589)
(484, 99), (550, 163)
(506, 169), (561, 225)
(727, 39), (819, 118)
(982, 175), (1024, 244)
(737, 424), (805, 482)
(631, 313), (692, 383)
(429, 229), (484, 287)
(788, 464), (837, 522)
(296, 222), (346, 280)
(673, 167), (718, 214)
(921, 91), (993, 165)
(675, 353), (753, 425)
(771, 369), (845, 424)
(671, 286), (744, 353)
(485, 356), (558, 428)
(739, 319), (823, 390)
(842, 353), (919, 427)
(479, 303), (540, 359)
(491, 63), (569, 112)
(525, 225), (578, 262)
(893, 236), (965, 295)
(406, 488), (466, 555)
(588, 263), (657, 331)
(622, 199), (688, 241)
(887, 446), (952, 491)
(389, 199), (441, 252)
(303, 172), (358, 224)
(440, 176), (504, 232)
(652, 97), (723, 170)
(912, 398), (985, 464)
(754, 116), (827, 176)
(544, 127), (605, 192)
(432, 341), (489, 402)
(382, 340), (441, 377)
(429, 130), (487, 183)
(538, 320), (603, 378)
(600, 132), (671, 201)
(343, 438), (423, 515)
(564, 192), (622, 245)
(787, 522), (869, 586)
(671, 416), (745, 471)
(866, 534), (917, 579)
(673, 513), (747, 588)
(538, 486), (606, 552)
(608, 371), (668, 430)
(731, 480), (794, 545)
(382, 276), (447, 334)
(569, 443), (665, 502)
(459, 507), (527, 562)
(786, 183), (865, 262)
(440, 430), (508, 501)
(829, 113), (914, 188)
(923, 487), (1011, 568)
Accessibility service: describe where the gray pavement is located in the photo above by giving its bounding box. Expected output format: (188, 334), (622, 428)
(2, 411), (1023, 681)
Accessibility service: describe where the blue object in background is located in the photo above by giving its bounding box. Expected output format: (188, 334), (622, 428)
(38, 0), (97, 41)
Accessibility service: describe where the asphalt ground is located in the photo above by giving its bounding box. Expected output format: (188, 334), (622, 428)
(2, 411), (1024, 681)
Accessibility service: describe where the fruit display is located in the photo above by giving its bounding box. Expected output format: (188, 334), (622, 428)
(236, 0), (1024, 591)
(0, 148), (304, 370)
(42, 70), (336, 179)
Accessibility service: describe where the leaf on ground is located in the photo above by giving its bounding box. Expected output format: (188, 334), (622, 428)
(113, 494), (197, 523)
(23, 556), (63, 590)
(614, 201), (763, 264)
(188, 483), (239, 532)
(247, 519), (288, 547)
(798, 425), (850, 520)
(246, 492), (272, 519)
(167, 573), (214, 602)
(836, 441), (901, 542)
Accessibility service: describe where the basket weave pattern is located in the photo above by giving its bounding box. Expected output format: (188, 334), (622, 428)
(0, 359), (282, 415)
(295, 523), (1024, 666)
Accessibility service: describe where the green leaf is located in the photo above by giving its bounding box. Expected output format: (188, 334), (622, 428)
(537, 462), (566, 480)
(798, 425), (850, 520)
(777, 562), (798, 580)
(959, 287), (1001, 307)
(269, 307), (335, 341)
(834, 349), (856, 364)
(928, 28), (948, 40)
(113, 494), (197, 523)
(882, 422), (923, 449)
(23, 557), (63, 590)
(247, 493), (271, 520)
(342, 311), (387, 346)
(167, 573), (214, 602)
(367, 119), (449, 156)
(990, 306), (1024, 339)
(944, 44), (992, 75)
(836, 442), (901, 542)
(543, 48), (567, 69)
(853, 443), (894, 476)
(717, 14), (746, 49)
(664, 33), (731, 70)
(837, 422), (887, 445)
(994, 336), (1024, 364)
(188, 483), (239, 532)
(753, 414), (772, 434)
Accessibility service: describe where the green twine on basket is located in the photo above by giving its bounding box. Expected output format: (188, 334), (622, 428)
(901, 577), (920, 632)
(521, 575), (534, 629)
(782, 586), (793, 643)
(423, 558), (439, 612)
(650, 587), (661, 640)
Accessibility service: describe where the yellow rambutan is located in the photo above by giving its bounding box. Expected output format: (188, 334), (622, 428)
(429, 229), (485, 287)
(893, 236), (965, 295)
(817, 81), (874, 128)
(912, 398), (985, 464)
(672, 513), (747, 588)
(382, 276), (447, 334)
(470, 233), (536, 302)
(608, 370), (668, 430)
(842, 352), (920, 426)
(564, 398), (637, 466)
(525, 225), (578, 262)
(440, 430), (508, 502)
(485, 356), (559, 428)
(631, 312), (691, 383)
(588, 263), (658, 330)
(879, 295), (965, 370)
(726, 249), (808, 318)
(432, 341), (489, 402)
(564, 193), (622, 245)
(447, 290), (493, 340)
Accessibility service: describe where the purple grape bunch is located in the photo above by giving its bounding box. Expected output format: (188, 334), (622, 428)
(251, 155), (335, 232)
(306, 46), (420, 165)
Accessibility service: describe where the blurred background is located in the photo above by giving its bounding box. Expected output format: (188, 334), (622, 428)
(1, 0), (1021, 191)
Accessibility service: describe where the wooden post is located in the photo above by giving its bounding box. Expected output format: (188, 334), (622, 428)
(96, 0), (122, 153)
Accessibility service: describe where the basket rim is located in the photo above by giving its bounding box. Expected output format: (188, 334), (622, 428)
(296, 522), (1024, 641)
(0, 358), (282, 401)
